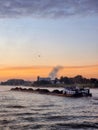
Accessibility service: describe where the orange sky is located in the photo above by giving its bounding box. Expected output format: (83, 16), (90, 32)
(0, 65), (98, 81)
(0, 1), (98, 82)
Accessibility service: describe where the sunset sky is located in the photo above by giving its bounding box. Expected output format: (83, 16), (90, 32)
(0, 0), (98, 81)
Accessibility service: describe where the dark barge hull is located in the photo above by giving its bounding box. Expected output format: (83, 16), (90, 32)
(11, 87), (92, 97)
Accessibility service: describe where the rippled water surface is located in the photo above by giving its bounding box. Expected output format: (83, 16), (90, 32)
(0, 86), (98, 130)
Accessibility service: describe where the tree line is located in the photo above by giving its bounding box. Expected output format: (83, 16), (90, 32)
(34, 75), (98, 88)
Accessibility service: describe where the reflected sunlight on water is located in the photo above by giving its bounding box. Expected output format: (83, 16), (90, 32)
(0, 86), (98, 130)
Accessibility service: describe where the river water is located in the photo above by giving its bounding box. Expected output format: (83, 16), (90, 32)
(0, 86), (98, 130)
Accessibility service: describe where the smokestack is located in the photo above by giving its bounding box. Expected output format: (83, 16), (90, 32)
(49, 66), (63, 80)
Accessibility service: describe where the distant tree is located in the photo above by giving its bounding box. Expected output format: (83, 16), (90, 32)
(90, 78), (97, 84)
(54, 78), (59, 84)
(73, 75), (86, 84)
(59, 76), (73, 84)
(0, 79), (31, 86)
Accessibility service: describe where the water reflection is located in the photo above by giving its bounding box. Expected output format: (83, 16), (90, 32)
(0, 86), (98, 129)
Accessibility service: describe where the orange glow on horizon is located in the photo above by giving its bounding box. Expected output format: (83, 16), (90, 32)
(58, 65), (98, 79)
(0, 65), (98, 81)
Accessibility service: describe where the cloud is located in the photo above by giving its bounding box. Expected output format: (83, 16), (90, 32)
(0, 0), (98, 18)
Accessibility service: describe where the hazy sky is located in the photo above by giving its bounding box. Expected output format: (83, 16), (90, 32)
(0, 0), (98, 80)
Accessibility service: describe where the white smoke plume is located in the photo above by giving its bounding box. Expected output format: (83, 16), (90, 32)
(49, 66), (63, 79)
